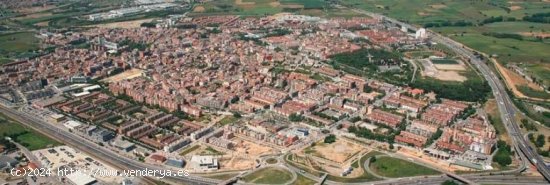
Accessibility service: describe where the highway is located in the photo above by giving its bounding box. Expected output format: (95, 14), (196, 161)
(0, 104), (220, 185)
(348, 7), (550, 183)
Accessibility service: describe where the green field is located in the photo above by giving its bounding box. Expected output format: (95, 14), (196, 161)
(369, 156), (440, 178)
(192, 0), (334, 16)
(202, 173), (239, 180)
(217, 115), (239, 126)
(339, 0), (550, 87)
(0, 32), (39, 54)
(179, 145), (200, 156)
(266, 158), (278, 164)
(292, 173), (317, 185)
(198, 146), (225, 156)
(340, 0), (548, 24)
(0, 113), (60, 151)
(242, 167), (294, 184)
(517, 85), (550, 99)
(431, 58), (459, 64)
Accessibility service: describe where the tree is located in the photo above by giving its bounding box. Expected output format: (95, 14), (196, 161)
(493, 140), (512, 167)
(232, 112), (242, 118)
(536, 134), (546, 148)
(288, 113), (304, 122)
(324, 134), (336, 144)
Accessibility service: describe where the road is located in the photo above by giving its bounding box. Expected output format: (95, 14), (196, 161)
(348, 7), (550, 183)
(0, 104), (221, 185)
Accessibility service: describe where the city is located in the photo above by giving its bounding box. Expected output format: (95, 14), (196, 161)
(1, 0), (550, 185)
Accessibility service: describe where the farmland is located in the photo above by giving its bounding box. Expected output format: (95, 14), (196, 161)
(190, 0), (349, 17)
(339, 0), (549, 24)
(338, 0), (550, 95)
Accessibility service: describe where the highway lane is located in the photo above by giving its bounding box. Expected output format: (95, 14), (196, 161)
(347, 7), (550, 183)
(0, 104), (221, 185)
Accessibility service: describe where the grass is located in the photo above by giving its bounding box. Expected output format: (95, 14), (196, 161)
(179, 145), (200, 156)
(341, 0), (548, 24)
(291, 173), (317, 185)
(406, 50), (438, 58)
(266, 158), (278, 164)
(198, 146), (225, 156)
(517, 85), (550, 99)
(431, 58), (459, 64)
(369, 156), (440, 178)
(193, 0), (334, 17)
(326, 151), (382, 183)
(484, 99), (509, 143)
(0, 113), (60, 151)
(0, 32), (39, 54)
(202, 173), (239, 180)
(242, 167), (293, 184)
(338, 0), (550, 86)
(217, 115), (239, 126)
(0, 58), (14, 65)
(432, 21), (550, 86)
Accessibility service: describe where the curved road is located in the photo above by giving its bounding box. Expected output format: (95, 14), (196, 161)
(347, 6), (550, 183)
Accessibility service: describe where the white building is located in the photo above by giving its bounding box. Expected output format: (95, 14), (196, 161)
(189, 155), (218, 171)
(65, 171), (97, 185)
(415, 28), (427, 39)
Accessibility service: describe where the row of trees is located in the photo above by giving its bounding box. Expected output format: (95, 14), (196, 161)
(481, 32), (524, 41)
(423, 20), (473, 28)
(410, 78), (491, 102)
(523, 12), (550, 23)
(348, 126), (396, 143)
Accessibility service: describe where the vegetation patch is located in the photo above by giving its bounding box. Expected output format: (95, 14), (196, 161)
(492, 140), (512, 167)
(431, 58), (459, 65)
(179, 145), (200, 156)
(369, 156), (440, 178)
(0, 113), (60, 150)
(291, 173), (317, 185)
(217, 115), (239, 126)
(516, 85), (550, 99)
(242, 167), (293, 184)
(266, 158), (278, 164)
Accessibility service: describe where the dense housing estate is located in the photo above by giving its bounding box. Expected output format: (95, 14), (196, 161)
(0, 12), (500, 179)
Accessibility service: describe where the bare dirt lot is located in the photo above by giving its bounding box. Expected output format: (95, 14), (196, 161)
(435, 70), (467, 82)
(219, 138), (276, 170)
(520, 32), (550, 39)
(509, 5), (522, 11)
(430, 4), (447, 9)
(309, 139), (364, 164)
(418, 59), (467, 82)
(193, 6), (206, 12)
(434, 64), (466, 71)
(492, 58), (547, 101)
(101, 68), (144, 83)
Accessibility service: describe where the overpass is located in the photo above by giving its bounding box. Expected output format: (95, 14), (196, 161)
(349, 6), (550, 184)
